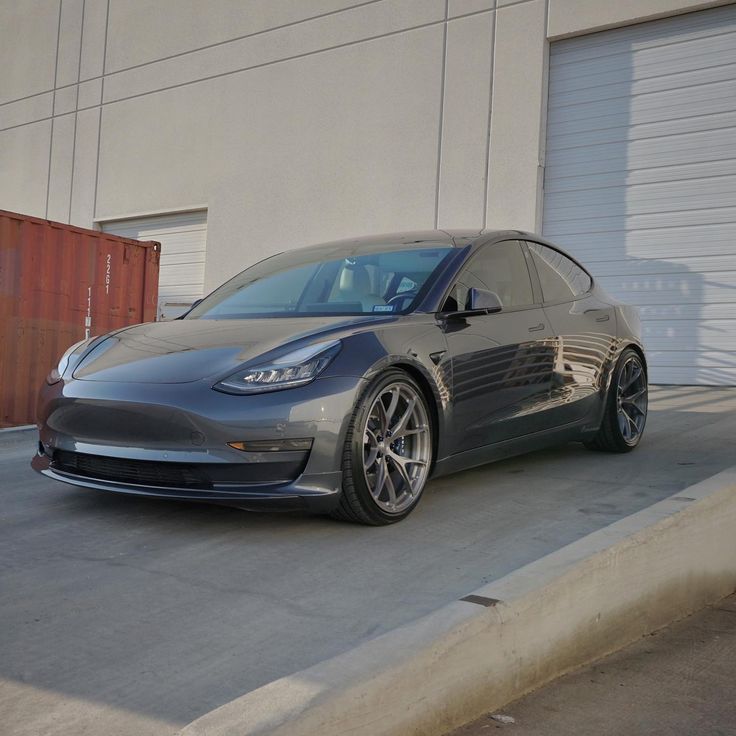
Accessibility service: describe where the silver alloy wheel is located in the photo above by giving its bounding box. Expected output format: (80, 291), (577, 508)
(362, 382), (431, 514)
(616, 355), (648, 445)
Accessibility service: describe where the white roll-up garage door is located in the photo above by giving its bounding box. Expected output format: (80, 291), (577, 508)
(543, 4), (736, 385)
(103, 210), (207, 320)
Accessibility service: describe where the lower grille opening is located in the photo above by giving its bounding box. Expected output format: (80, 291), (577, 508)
(52, 450), (307, 489)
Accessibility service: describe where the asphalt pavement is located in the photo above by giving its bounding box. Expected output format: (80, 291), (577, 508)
(1, 386), (734, 736)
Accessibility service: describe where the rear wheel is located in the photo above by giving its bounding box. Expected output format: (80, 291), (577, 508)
(332, 370), (433, 525)
(585, 348), (648, 453)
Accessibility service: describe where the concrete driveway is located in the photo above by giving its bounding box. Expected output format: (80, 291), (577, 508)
(1, 386), (734, 736)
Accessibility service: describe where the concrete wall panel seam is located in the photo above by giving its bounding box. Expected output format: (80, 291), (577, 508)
(434, 1), (450, 229)
(68, 0), (86, 224)
(497, 0), (541, 8)
(0, 1), (389, 110)
(101, 5), (452, 107)
(535, 0), (551, 232)
(45, 0), (63, 219)
(92, 0), (110, 222)
(0, 3), (500, 114)
(107, 0), (389, 77)
(449, 0), (495, 18)
(485, 0), (547, 230)
(0, 89), (52, 109)
(482, 12), (498, 228)
(438, 10), (495, 227)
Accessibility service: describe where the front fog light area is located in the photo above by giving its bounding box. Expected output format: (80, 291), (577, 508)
(228, 438), (313, 452)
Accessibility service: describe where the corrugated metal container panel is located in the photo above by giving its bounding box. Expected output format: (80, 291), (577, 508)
(543, 4), (736, 386)
(0, 210), (159, 427)
(102, 211), (206, 320)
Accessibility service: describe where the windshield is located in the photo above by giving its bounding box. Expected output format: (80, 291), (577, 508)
(186, 243), (454, 319)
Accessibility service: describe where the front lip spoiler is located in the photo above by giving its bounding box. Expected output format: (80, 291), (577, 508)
(31, 454), (341, 512)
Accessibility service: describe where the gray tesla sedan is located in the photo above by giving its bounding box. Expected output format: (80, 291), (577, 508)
(33, 230), (648, 525)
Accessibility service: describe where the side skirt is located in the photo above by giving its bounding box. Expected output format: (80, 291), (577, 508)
(431, 420), (594, 479)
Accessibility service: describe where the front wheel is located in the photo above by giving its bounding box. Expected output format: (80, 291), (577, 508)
(332, 370), (433, 525)
(585, 348), (648, 453)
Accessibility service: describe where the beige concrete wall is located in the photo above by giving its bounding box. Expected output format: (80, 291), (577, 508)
(0, 0), (733, 288)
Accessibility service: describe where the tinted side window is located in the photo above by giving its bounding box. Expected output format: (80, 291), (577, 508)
(527, 243), (591, 302)
(443, 241), (534, 311)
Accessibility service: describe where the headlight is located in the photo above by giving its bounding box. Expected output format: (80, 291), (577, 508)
(214, 339), (341, 395)
(46, 338), (95, 384)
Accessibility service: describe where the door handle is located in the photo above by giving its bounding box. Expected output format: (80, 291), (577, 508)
(528, 323), (545, 332)
(595, 314), (610, 322)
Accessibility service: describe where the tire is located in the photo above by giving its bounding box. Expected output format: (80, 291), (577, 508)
(585, 348), (648, 453)
(331, 369), (433, 525)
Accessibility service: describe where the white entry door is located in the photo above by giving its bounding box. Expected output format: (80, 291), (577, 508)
(103, 210), (207, 320)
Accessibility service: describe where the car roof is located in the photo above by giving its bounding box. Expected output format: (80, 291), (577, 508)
(300, 229), (541, 251)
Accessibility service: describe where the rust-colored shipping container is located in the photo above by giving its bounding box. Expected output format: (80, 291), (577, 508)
(0, 210), (159, 428)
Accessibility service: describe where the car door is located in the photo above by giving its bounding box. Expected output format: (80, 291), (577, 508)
(524, 240), (618, 425)
(440, 240), (557, 453)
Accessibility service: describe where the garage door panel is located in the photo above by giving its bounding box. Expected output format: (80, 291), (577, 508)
(644, 320), (736, 351)
(551, 39), (736, 93)
(159, 252), (206, 267)
(597, 275), (736, 306)
(547, 80), (736, 132)
(543, 226), (736, 263)
(545, 206), (736, 234)
(545, 176), (736, 219)
(159, 248), (207, 262)
(648, 366), (736, 385)
(546, 103), (736, 140)
(550, 5), (736, 66)
(547, 112), (736, 156)
(649, 350), (736, 369)
(155, 284), (205, 299)
(158, 262), (207, 282)
(545, 156), (736, 193)
(545, 125), (736, 173)
(589, 255), (736, 278)
(551, 52), (736, 106)
(551, 41), (736, 97)
(544, 5), (736, 385)
(640, 303), (736, 321)
(156, 236), (209, 257)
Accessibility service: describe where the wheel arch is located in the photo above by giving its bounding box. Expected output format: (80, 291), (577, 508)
(621, 341), (648, 378)
(390, 361), (442, 473)
(363, 356), (446, 474)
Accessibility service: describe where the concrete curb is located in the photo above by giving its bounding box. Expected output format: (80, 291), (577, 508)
(180, 467), (736, 736)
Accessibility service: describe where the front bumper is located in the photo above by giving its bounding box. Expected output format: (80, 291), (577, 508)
(32, 374), (365, 512)
(31, 452), (342, 512)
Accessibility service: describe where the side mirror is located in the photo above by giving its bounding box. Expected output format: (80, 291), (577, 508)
(468, 287), (502, 312)
(442, 288), (503, 320)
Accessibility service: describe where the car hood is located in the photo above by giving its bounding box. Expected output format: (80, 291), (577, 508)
(72, 316), (393, 383)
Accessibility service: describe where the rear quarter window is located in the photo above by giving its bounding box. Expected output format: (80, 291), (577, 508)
(527, 242), (591, 303)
